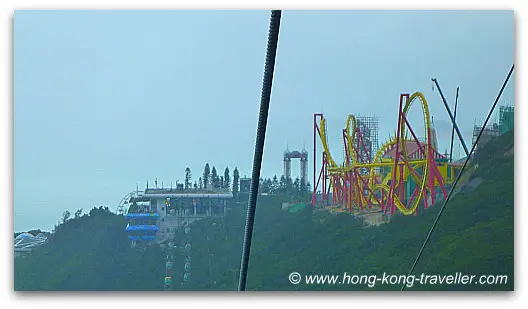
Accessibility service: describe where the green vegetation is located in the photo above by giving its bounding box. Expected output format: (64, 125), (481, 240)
(224, 167), (231, 189)
(196, 164), (232, 190)
(176, 130), (514, 291)
(185, 167), (192, 189)
(258, 175), (311, 200)
(233, 167), (240, 198)
(15, 207), (165, 291)
(203, 163), (210, 189)
(14, 131), (513, 291)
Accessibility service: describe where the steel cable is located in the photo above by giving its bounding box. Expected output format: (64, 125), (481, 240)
(237, 10), (282, 291)
(402, 64), (514, 291)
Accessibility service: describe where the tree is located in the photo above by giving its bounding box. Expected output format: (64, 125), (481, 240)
(224, 167), (231, 189)
(260, 178), (272, 194)
(185, 167), (192, 189)
(74, 208), (83, 219)
(203, 164), (210, 189)
(266, 178), (273, 193)
(61, 210), (71, 224)
(194, 181), (198, 189)
(300, 179), (307, 195)
(233, 167), (240, 197)
(285, 177), (294, 196)
(305, 181), (312, 200)
(220, 176), (224, 189)
(199, 177), (203, 189)
(294, 177), (301, 196)
(279, 175), (286, 190)
(271, 175), (279, 194)
(211, 166), (219, 188)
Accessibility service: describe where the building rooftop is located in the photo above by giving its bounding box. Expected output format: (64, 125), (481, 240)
(14, 233), (48, 253)
(144, 187), (231, 195)
(383, 141), (447, 160)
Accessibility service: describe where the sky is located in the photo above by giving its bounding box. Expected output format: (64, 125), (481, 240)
(14, 10), (514, 232)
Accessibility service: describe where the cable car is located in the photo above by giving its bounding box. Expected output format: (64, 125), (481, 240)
(164, 276), (172, 290)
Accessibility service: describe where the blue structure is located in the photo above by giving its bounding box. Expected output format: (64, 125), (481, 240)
(124, 199), (159, 246)
(120, 185), (234, 289)
(122, 186), (233, 248)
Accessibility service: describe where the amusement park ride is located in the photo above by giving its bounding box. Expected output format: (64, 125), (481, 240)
(114, 80), (511, 290)
(312, 92), (464, 217)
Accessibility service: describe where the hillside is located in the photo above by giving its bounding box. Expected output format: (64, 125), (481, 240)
(14, 131), (514, 291)
(14, 207), (165, 291)
(180, 130), (514, 291)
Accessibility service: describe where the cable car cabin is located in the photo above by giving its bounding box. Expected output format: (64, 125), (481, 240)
(164, 276), (172, 290)
(166, 262), (173, 276)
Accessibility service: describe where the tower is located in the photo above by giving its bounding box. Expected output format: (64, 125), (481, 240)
(283, 146), (308, 185)
(283, 148), (292, 180)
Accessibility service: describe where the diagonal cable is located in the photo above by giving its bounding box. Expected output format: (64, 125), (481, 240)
(402, 64), (514, 291)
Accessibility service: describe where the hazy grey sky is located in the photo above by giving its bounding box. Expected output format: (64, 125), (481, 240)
(14, 10), (514, 232)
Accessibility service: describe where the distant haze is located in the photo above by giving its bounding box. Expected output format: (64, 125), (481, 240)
(14, 10), (514, 231)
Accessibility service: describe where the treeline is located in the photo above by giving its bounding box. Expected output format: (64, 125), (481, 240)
(182, 164), (240, 193)
(181, 163), (312, 199)
(180, 164), (313, 202)
(15, 208), (87, 238)
(15, 205), (166, 291)
(258, 175), (311, 201)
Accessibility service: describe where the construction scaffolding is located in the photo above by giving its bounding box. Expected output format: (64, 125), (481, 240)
(499, 105), (514, 134)
(355, 116), (379, 168)
(472, 123), (500, 151)
(472, 104), (514, 152)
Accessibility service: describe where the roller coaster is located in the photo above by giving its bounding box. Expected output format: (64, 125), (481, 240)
(312, 92), (463, 216)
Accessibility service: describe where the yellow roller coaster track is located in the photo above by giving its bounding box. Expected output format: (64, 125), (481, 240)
(316, 92), (433, 216)
(393, 92), (431, 215)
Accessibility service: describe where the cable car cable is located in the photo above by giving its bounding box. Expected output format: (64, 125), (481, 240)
(237, 10), (282, 291)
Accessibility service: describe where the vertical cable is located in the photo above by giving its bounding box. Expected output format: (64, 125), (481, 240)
(237, 10), (282, 291)
(402, 64), (514, 291)
(449, 87), (459, 163)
